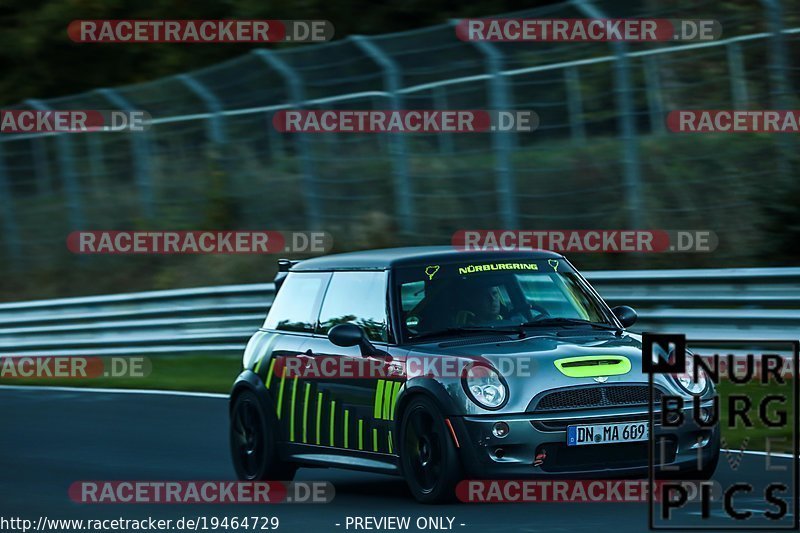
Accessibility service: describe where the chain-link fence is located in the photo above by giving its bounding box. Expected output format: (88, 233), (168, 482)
(1, 0), (799, 274)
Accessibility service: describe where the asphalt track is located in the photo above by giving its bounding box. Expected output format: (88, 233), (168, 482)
(0, 387), (796, 533)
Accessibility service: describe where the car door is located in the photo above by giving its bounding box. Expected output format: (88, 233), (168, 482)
(299, 270), (401, 456)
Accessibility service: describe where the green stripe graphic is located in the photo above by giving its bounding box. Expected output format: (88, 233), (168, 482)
(372, 428), (378, 452)
(343, 409), (349, 448)
(289, 376), (298, 441)
(358, 419), (364, 450)
(276, 371), (287, 419)
(374, 380), (385, 419)
(382, 380), (393, 420)
(316, 392), (323, 445)
(265, 359), (277, 389)
(389, 382), (403, 420)
(329, 401), (336, 446)
(388, 430), (393, 454)
(302, 383), (311, 443)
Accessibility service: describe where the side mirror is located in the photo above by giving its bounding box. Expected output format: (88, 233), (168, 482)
(328, 323), (363, 347)
(612, 306), (638, 328)
(328, 323), (380, 357)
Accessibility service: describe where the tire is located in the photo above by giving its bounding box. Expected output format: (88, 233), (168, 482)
(230, 390), (297, 481)
(398, 396), (463, 503)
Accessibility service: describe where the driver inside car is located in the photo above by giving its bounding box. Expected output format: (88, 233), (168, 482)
(455, 285), (505, 326)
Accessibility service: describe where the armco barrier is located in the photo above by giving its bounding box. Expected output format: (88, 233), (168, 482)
(0, 268), (798, 356)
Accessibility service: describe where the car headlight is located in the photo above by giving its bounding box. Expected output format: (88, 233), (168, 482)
(462, 364), (508, 410)
(673, 354), (709, 395)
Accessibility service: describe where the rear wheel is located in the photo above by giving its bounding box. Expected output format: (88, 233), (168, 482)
(230, 390), (297, 481)
(399, 396), (462, 503)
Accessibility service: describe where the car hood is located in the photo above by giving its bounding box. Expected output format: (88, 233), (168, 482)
(406, 330), (679, 415)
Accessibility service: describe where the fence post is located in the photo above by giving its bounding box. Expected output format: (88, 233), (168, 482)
(759, 0), (792, 111)
(571, 0), (643, 229)
(26, 99), (85, 231)
(253, 50), (322, 230)
(85, 134), (106, 194)
(459, 26), (519, 229)
(23, 100), (52, 195)
(726, 42), (749, 109)
(176, 74), (227, 147)
(176, 74), (238, 223)
(564, 67), (586, 143)
(371, 95), (389, 153)
(351, 35), (417, 237)
(643, 56), (666, 135)
(432, 86), (455, 157)
(95, 88), (155, 219)
(0, 142), (22, 265)
(266, 112), (286, 161)
(759, 0), (793, 179)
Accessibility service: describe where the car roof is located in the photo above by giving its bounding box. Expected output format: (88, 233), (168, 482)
(290, 246), (564, 271)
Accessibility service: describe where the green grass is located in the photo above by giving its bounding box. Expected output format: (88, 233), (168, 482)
(716, 380), (796, 453)
(0, 354), (242, 394)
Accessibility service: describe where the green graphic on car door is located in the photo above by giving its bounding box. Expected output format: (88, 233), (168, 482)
(262, 357), (403, 454)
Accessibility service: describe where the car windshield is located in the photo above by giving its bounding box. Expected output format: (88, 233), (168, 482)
(395, 258), (614, 341)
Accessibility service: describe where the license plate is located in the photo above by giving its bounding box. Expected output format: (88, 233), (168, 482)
(567, 422), (648, 446)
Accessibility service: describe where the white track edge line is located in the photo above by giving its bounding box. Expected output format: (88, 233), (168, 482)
(0, 384), (227, 398)
(722, 449), (795, 459)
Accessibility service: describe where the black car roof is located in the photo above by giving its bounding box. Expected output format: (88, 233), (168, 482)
(290, 246), (564, 271)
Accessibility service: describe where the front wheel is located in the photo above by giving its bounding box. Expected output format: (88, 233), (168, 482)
(230, 390), (297, 481)
(399, 396), (463, 503)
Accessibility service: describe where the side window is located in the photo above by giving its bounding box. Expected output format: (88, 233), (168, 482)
(264, 272), (330, 333)
(401, 280), (425, 312)
(317, 271), (388, 342)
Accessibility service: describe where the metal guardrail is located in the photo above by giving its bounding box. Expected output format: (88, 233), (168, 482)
(0, 268), (798, 356)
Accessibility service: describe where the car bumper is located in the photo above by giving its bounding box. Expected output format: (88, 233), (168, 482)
(451, 403), (720, 479)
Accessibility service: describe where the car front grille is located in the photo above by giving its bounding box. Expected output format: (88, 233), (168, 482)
(531, 385), (661, 412)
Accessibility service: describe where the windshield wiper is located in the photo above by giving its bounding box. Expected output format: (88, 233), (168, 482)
(519, 317), (620, 332)
(410, 326), (525, 342)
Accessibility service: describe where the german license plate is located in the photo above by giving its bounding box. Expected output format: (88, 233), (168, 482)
(567, 421), (648, 446)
